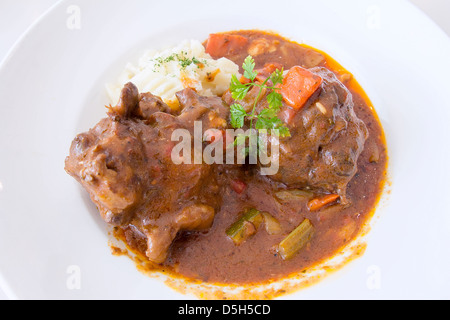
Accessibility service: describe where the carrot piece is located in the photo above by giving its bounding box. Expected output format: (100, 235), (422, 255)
(262, 62), (283, 74)
(239, 75), (251, 84)
(230, 179), (247, 194)
(279, 66), (323, 110)
(205, 33), (249, 58)
(308, 194), (340, 211)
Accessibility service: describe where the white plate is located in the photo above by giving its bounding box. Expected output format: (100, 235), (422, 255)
(1, 0), (449, 300)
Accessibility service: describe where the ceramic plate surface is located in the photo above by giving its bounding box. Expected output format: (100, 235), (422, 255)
(0, 0), (449, 299)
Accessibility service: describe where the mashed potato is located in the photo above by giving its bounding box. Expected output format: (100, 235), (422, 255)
(106, 40), (240, 110)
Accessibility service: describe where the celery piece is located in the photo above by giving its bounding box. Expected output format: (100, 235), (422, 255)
(261, 212), (282, 235)
(226, 209), (263, 245)
(278, 219), (314, 260)
(275, 189), (314, 202)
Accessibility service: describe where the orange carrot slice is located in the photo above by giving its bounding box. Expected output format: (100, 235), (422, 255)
(205, 33), (249, 58)
(308, 194), (340, 211)
(279, 66), (323, 110)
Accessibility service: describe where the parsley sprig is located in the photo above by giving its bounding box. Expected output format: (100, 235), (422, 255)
(229, 56), (290, 140)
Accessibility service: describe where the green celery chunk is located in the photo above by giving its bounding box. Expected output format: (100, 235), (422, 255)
(226, 209), (263, 245)
(278, 219), (314, 260)
(275, 189), (314, 202)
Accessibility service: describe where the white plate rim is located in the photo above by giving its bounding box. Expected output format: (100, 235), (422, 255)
(0, 0), (450, 300)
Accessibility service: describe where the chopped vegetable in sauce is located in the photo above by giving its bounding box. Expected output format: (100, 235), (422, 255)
(226, 209), (263, 245)
(261, 212), (282, 235)
(279, 66), (323, 110)
(308, 194), (340, 211)
(275, 189), (314, 202)
(278, 219), (314, 260)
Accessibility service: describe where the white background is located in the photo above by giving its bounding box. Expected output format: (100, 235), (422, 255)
(0, 0), (448, 300)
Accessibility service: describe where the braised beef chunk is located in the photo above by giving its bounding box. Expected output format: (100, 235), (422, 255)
(65, 84), (224, 263)
(66, 121), (141, 225)
(108, 82), (177, 120)
(139, 92), (175, 119)
(271, 68), (368, 201)
(177, 88), (229, 130)
(107, 82), (140, 119)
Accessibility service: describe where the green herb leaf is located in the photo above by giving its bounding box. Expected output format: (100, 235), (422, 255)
(230, 103), (248, 128)
(277, 126), (291, 138)
(242, 56), (258, 81)
(270, 68), (284, 86)
(255, 113), (282, 130)
(266, 91), (283, 110)
(230, 75), (250, 100)
(151, 53), (203, 71)
(228, 55), (291, 151)
(255, 107), (290, 137)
